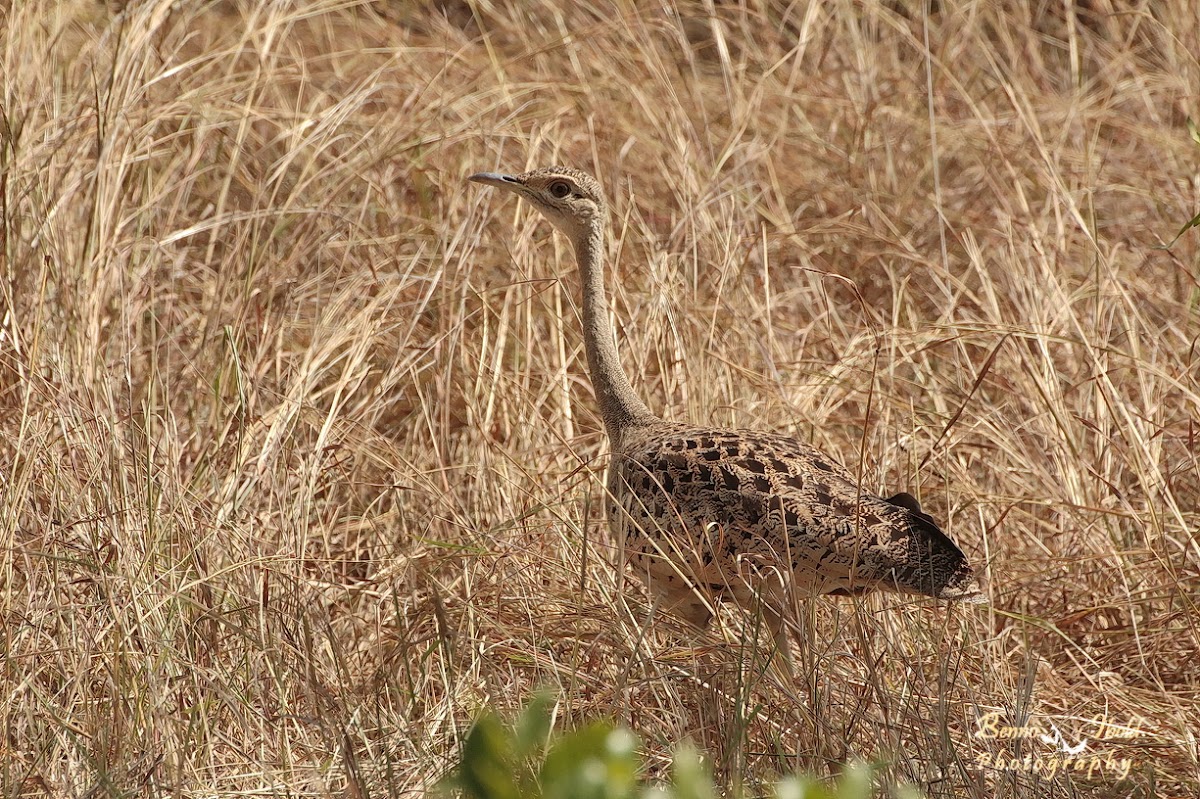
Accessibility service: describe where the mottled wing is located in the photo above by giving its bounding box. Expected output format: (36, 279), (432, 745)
(612, 425), (982, 603)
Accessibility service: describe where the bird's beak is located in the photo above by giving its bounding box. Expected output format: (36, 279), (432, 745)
(468, 172), (524, 193)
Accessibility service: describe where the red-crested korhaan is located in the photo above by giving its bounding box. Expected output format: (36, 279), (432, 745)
(470, 166), (985, 651)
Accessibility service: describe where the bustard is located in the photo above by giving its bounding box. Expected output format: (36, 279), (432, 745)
(470, 165), (985, 645)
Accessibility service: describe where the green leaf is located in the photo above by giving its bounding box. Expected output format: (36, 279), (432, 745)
(1157, 208), (1200, 249)
(1188, 116), (1200, 147)
(667, 744), (714, 799)
(513, 691), (555, 760)
(542, 723), (638, 799)
(445, 695), (928, 799)
(834, 762), (874, 799)
(455, 713), (522, 799)
(774, 775), (832, 799)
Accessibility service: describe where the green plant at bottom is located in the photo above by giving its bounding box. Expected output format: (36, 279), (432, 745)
(442, 695), (917, 799)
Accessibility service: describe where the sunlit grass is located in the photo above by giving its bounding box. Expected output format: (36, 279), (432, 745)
(2, 1), (1198, 796)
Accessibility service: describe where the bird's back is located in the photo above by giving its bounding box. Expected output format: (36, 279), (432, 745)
(607, 421), (983, 617)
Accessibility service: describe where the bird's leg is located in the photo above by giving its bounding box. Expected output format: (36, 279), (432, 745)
(655, 585), (715, 630)
(762, 605), (797, 681)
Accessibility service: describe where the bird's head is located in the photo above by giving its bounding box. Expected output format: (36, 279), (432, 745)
(469, 166), (608, 241)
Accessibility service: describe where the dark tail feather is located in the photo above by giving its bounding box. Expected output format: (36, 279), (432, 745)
(895, 506), (987, 603)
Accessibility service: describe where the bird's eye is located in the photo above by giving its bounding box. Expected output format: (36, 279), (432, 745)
(548, 181), (571, 199)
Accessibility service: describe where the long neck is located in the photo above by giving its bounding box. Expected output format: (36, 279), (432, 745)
(574, 220), (656, 439)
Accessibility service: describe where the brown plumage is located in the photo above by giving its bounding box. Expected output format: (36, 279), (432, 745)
(469, 165), (985, 643)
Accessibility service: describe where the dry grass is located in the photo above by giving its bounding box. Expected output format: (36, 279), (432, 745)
(2, 0), (1198, 796)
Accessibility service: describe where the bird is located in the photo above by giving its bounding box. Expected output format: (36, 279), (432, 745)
(469, 165), (986, 650)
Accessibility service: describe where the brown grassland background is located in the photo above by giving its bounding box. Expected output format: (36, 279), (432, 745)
(3, 0), (1199, 796)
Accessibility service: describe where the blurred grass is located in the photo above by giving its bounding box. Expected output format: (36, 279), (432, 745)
(1, 0), (1198, 796)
